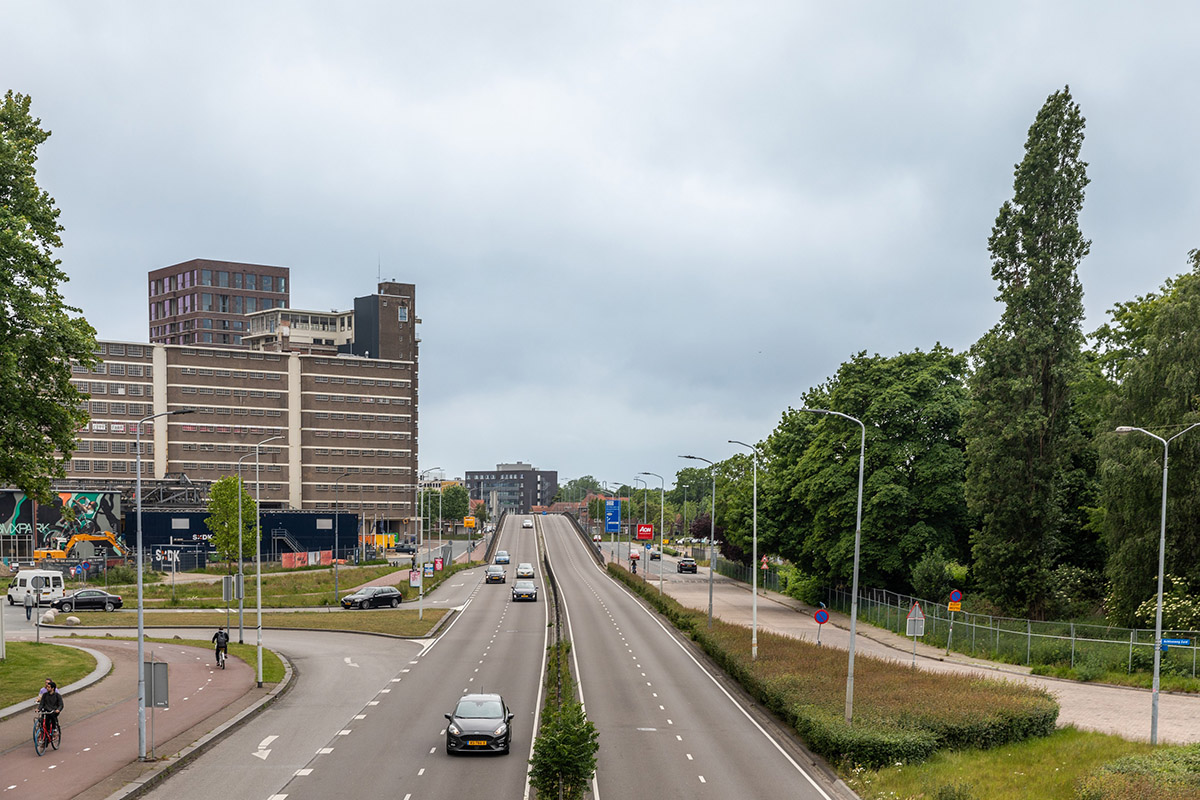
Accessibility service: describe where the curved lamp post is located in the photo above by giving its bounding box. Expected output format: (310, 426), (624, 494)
(639, 471), (665, 595)
(799, 408), (865, 725)
(728, 440), (759, 660)
(136, 407), (195, 760)
(236, 451), (257, 644)
(418, 467), (442, 561)
(333, 472), (351, 600)
(1115, 422), (1200, 744)
(679, 455), (716, 628)
(254, 434), (283, 687)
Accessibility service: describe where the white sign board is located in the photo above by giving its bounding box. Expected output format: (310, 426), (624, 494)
(906, 601), (926, 637)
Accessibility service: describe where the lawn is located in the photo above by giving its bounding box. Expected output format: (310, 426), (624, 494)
(106, 564), (402, 607)
(0, 641), (98, 708)
(846, 726), (1154, 800)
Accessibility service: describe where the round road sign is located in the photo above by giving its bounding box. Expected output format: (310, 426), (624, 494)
(814, 609), (829, 625)
(949, 589), (963, 603)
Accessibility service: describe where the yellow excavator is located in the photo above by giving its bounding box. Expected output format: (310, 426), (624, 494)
(35, 531), (128, 561)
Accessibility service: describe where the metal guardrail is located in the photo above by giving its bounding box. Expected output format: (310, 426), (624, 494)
(828, 586), (1200, 676)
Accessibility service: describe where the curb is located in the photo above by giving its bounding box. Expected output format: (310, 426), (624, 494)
(100, 650), (296, 800)
(0, 641), (114, 722)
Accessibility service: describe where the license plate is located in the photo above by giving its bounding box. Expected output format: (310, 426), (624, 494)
(468, 740), (487, 746)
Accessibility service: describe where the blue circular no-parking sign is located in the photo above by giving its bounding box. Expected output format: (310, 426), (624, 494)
(814, 609), (829, 625)
(949, 589), (963, 603)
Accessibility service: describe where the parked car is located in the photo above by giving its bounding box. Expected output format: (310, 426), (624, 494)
(495, 551), (510, 564)
(485, 565), (506, 584)
(395, 541), (417, 554)
(445, 692), (514, 755)
(341, 586), (403, 609)
(678, 557), (698, 574)
(52, 588), (123, 613)
(511, 580), (538, 602)
(649, 549), (661, 560)
(515, 563), (535, 579)
(522, 519), (533, 529)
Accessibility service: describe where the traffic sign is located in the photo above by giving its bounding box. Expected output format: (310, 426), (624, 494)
(636, 523), (654, 540)
(949, 589), (963, 603)
(463, 516), (476, 529)
(814, 609), (829, 625)
(1162, 638), (1192, 647)
(906, 601), (926, 637)
(605, 500), (620, 533)
(761, 556), (769, 570)
(645, 542), (652, 550)
(948, 601), (961, 612)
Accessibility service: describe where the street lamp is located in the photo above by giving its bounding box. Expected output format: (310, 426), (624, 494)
(1115, 422), (1200, 744)
(419, 467), (442, 561)
(633, 477), (648, 574)
(136, 407), (195, 761)
(236, 452), (257, 644)
(799, 408), (865, 725)
(729, 440), (759, 660)
(601, 481), (619, 560)
(254, 433), (283, 688)
(679, 455), (716, 628)
(638, 471), (665, 595)
(333, 472), (351, 601)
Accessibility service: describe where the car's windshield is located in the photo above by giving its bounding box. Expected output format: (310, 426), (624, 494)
(515, 581), (535, 590)
(455, 699), (503, 718)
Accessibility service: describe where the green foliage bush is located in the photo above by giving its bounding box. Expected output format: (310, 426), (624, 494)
(1078, 743), (1200, 799)
(912, 548), (955, 604)
(608, 564), (1058, 768)
(530, 641), (598, 800)
(777, 563), (823, 606)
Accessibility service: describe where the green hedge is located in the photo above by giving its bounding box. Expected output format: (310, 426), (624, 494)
(609, 564), (1058, 768)
(1079, 744), (1200, 800)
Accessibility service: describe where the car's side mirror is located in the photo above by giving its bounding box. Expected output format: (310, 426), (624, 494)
(445, 714), (453, 721)
(507, 713), (514, 721)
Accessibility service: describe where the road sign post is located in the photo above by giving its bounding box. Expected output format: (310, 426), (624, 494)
(906, 601), (926, 667)
(946, 590), (963, 655)
(814, 607), (829, 645)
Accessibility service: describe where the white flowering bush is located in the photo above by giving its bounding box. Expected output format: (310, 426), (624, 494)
(1134, 575), (1200, 631)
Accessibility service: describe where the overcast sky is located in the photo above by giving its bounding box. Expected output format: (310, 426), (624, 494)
(5, 3), (1198, 487)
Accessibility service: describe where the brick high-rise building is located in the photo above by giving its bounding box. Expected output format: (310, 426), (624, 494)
(148, 259), (290, 347)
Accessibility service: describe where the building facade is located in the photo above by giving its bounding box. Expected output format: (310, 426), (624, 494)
(148, 259), (291, 347)
(464, 463), (558, 516)
(62, 337), (418, 536)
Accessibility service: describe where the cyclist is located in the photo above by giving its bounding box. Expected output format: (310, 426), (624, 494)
(212, 626), (230, 667)
(37, 680), (63, 736)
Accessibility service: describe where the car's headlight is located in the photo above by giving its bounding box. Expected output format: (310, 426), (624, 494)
(492, 722), (508, 737)
(448, 723), (461, 736)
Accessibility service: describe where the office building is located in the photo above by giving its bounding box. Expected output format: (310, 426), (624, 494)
(465, 463), (558, 516)
(148, 259), (290, 347)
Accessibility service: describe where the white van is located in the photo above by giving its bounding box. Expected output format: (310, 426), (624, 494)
(6, 569), (66, 605)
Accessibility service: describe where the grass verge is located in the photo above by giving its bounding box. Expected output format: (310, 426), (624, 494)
(847, 726), (1153, 800)
(0, 641), (97, 708)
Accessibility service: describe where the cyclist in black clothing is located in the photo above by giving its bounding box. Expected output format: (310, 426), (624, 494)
(37, 680), (63, 734)
(212, 626), (230, 667)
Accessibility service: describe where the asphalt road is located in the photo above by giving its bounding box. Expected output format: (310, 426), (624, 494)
(543, 514), (849, 800)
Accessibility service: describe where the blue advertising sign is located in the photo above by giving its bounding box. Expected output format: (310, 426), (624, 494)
(605, 499), (620, 533)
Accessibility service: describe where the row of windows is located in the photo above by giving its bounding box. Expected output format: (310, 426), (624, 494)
(179, 348), (282, 361)
(310, 394), (411, 405)
(311, 484), (400, 493)
(92, 343), (147, 358)
(312, 430), (412, 441)
(73, 381), (151, 397)
(310, 412), (413, 426)
(311, 357), (413, 370)
(175, 443), (284, 455)
(311, 466), (407, 475)
(88, 402), (152, 416)
(72, 460), (150, 473)
(177, 387), (282, 399)
(177, 367), (284, 380)
(312, 502), (407, 510)
(198, 269), (287, 293)
(176, 462), (285, 472)
(74, 441), (152, 454)
(73, 363), (150, 377)
(310, 376), (410, 387)
(173, 399), (283, 417)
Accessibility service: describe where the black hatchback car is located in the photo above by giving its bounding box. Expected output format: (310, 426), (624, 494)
(341, 586), (403, 609)
(485, 565), (506, 584)
(445, 693), (514, 755)
(677, 557), (698, 573)
(52, 588), (123, 612)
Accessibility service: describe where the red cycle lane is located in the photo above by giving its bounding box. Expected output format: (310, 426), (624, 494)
(0, 638), (254, 800)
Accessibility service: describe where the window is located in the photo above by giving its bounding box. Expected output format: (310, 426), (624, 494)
(262, 275), (273, 292)
(75, 460), (90, 471)
(201, 269), (212, 286)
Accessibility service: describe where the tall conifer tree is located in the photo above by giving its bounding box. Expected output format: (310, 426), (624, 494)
(964, 87), (1090, 615)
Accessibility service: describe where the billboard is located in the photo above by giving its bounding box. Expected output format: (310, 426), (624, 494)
(0, 491), (124, 550)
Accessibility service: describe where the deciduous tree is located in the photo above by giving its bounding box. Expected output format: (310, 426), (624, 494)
(204, 475), (258, 566)
(0, 91), (97, 504)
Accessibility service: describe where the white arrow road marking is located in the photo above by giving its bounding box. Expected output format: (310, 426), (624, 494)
(255, 734), (278, 759)
(344, 657), (359, 668)
(253, 750), (272, 760)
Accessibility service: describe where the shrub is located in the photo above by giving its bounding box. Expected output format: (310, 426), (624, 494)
(912, 547), (955, 603)
(777, 563), (823, 606)
(1079, 743), (1200, 799)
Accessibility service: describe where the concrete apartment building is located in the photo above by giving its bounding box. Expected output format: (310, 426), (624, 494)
(55, 277), (422, 537)
(148, 259), (291, 347)
(465, 463), (558, 516)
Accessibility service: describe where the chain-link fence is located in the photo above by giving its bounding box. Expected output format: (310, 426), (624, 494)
(712, 555), (783, 594)
(827, 586), (1200, 677)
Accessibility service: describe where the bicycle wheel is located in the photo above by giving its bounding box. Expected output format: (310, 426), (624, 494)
(33, 720), (47, 755)
(51, 721), (61, 750)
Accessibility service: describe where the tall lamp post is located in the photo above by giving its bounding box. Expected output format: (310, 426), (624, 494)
(729, 440), (760, 660)
(633, 477), (647, 573)
(333, 472), (351, 601)
(799, 408), (865, 725)
(601, 481), (618, 561)
(236, 452), (257, 644)
(638, 471), (665, 595)
(1115, 422), (1200, 744)
(136, 407), (195, 761)
(418, 467), (442, 561)
(254, 434), (283, 688)
(680, 455), (716, 628)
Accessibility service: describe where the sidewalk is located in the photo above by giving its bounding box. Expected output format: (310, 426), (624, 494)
(0, 636), (285, 800)
(630, 556), (1200, 744)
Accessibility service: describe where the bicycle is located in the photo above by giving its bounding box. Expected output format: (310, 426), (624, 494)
(215, 647), (226, 669)
(33, 712), (60, 755)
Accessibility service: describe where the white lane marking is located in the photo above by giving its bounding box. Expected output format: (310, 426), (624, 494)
(381, 689), (391, 693)
(368, 701), (379, 706)
(253, 750), (271, 760)
(268, 795), (288, 799)
(699, 776), (706, 783)
(418, 768), (425, 775)
(295, 769), (312, 776)
(687, 753), (693, 760)
(354, 714), (366, 720)
(636, 727), (657, 731)
(429, 747), (436, 754)
(318, 747), (334, 754)
(344, 657), (359, 668)
(259, 735), (279, 749)
(391, 678), (401, 682)
(338, 730), (352, 735)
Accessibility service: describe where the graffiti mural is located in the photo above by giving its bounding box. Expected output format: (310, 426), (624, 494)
(0, 491), (124, 549)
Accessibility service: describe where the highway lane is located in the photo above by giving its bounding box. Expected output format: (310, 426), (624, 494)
(542, 514), (843, 800)
(216, 513), (550, 800)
